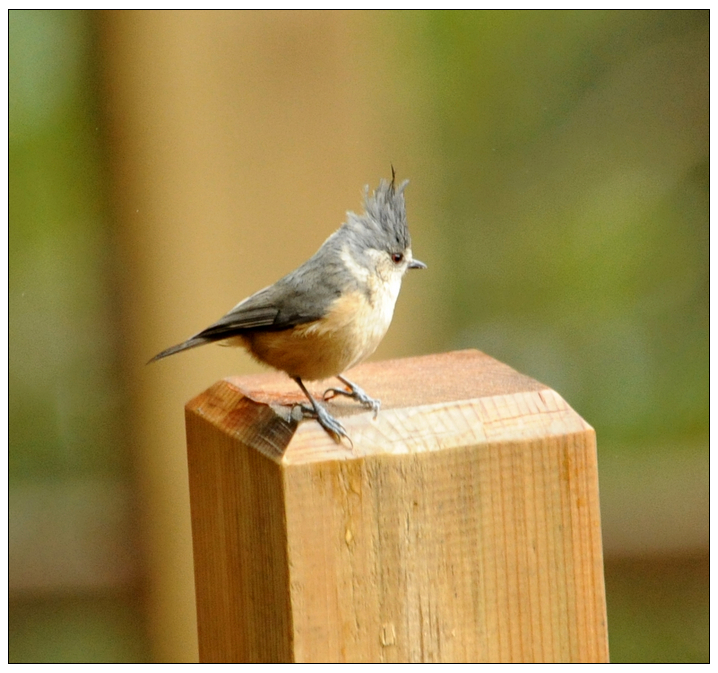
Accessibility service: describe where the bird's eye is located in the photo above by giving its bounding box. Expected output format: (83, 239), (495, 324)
(391, 252), (404, 264)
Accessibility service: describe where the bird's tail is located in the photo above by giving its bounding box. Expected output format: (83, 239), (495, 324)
(147, 336), (213, 364)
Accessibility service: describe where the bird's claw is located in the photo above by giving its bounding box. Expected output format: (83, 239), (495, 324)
(297, 402), (353, 447)
(323, 382), (380, 419)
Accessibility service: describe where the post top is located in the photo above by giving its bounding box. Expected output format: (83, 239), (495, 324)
(186, 349), (592, 463)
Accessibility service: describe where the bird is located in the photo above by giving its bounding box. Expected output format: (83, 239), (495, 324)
(150, 172), (425, 443)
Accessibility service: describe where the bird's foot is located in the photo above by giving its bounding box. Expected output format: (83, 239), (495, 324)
(292, 376), (353, 446)
(324, 375), (380, 418)
(297, 401), (352, 447)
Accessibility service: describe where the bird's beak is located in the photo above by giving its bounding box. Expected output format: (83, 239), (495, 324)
(409, 259), (427, 270)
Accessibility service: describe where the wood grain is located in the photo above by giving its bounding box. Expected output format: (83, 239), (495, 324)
(185, 349), (608, 662)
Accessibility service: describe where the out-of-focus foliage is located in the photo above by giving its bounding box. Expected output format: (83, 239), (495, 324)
(10, 10), (124, 476)
(417, 10), (708, 448)
(604, 556), (708, 663)
(9, 10), (147, 663)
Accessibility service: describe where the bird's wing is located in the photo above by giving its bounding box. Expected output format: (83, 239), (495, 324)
(149, 266), (341, 362)
(196, 303), (282, 338)
(200, 271), (339, 337)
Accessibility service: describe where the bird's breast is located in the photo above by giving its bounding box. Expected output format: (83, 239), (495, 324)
(240, 279), (401, 381)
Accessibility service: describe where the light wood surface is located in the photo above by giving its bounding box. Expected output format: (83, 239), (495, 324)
(185, 350), (608, 662)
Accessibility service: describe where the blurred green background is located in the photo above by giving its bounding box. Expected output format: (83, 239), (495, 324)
(9, 10), (708, 663)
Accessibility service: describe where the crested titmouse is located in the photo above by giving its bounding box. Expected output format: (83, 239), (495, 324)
(150, 173), (425, 442)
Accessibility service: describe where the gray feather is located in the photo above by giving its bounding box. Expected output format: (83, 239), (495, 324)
(347, 177), (411, 253)
(148, 336), (213, 362)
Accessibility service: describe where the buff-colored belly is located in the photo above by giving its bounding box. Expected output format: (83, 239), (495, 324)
(230, 289), (395, 380)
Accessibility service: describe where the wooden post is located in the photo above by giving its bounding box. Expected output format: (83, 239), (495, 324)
(184, 350), (608, 663)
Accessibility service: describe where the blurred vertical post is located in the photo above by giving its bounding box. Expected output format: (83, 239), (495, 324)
(99, 10), (429, 661)
(185, 351), (608, 662)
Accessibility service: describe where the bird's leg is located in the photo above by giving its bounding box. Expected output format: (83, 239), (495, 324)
(293, 377), (352, 445)
(323, 374), (381, 418)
